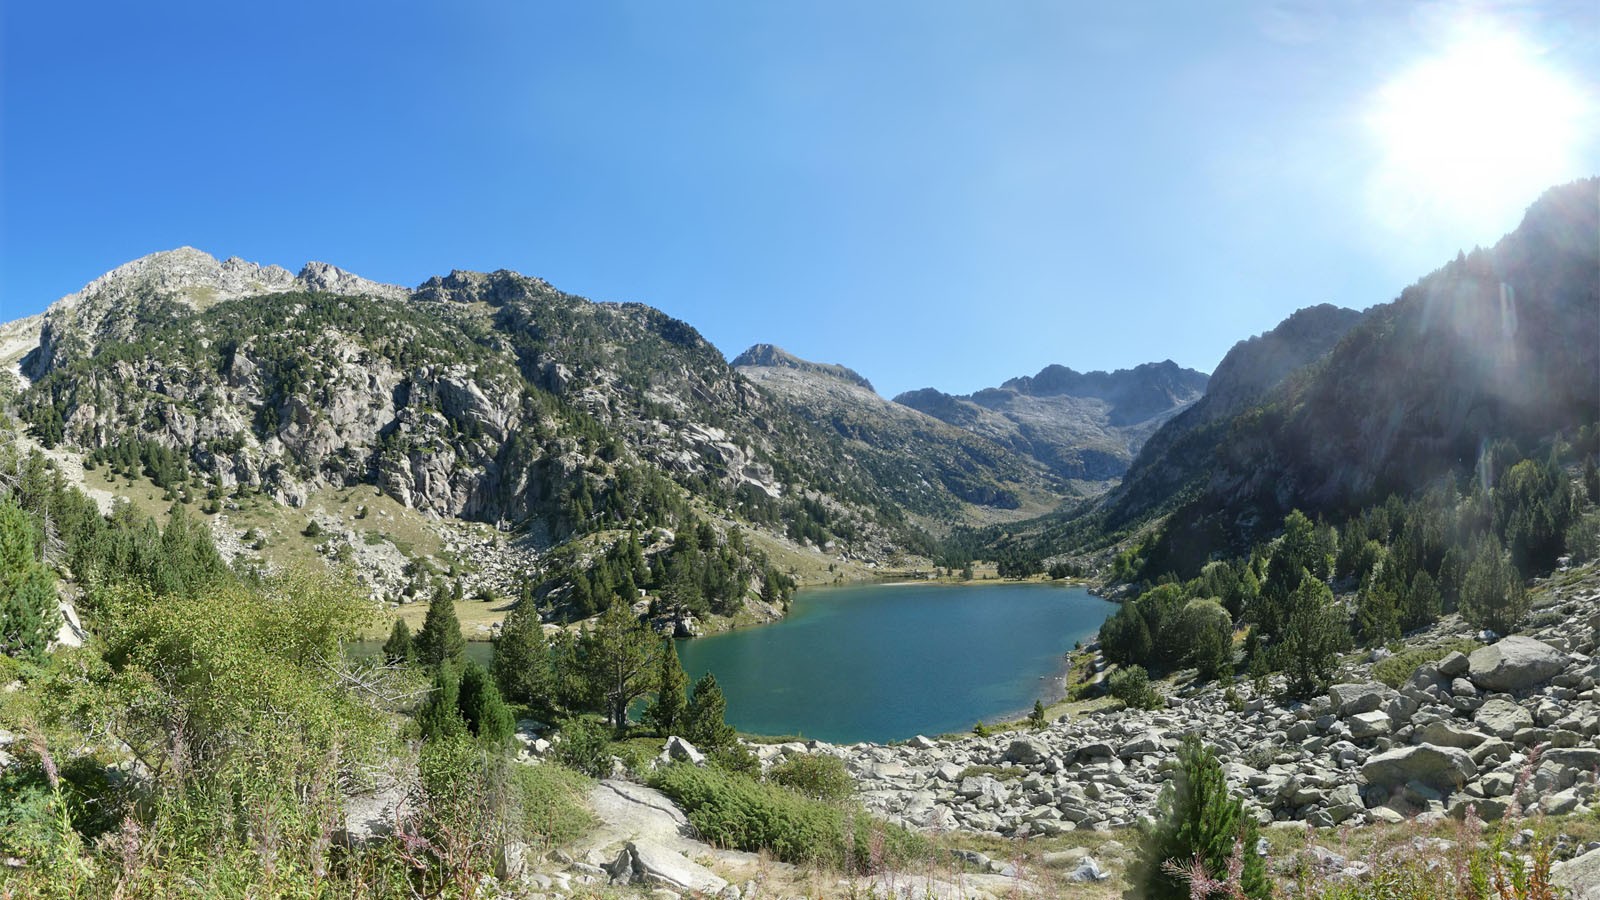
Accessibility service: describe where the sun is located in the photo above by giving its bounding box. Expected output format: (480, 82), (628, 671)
(1366, 27), (1590, 235)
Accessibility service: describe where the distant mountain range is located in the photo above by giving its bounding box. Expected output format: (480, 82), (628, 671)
(2, 178), (1593, 606)
(895, 360), (1208, 485)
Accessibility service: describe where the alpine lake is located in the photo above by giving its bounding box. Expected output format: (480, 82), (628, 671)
(355, 582), (1116, 745)
(677, 582), (1114, 744)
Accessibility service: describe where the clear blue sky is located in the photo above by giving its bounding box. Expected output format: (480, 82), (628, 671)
(3, 1), (1596, 398)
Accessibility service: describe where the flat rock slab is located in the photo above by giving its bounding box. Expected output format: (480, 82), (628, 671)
(1468, 637), (1568, 692)
(624, 839), (729, 895)
(584, 779), (702, 857)
(1555, 845), (1600, 899)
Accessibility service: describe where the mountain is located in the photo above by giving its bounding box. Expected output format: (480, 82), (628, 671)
(894, 360), (1208, 484)
(6, 250), (1074, 611)
(1103, 303), (1367, 528)
(729, 343), (875, 391)
(1107, 178), (1600, 574)
(730, 344), (1063, 517)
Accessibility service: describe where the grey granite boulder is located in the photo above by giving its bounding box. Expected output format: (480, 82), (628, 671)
(1360, 744), (1476, 791)
(1468, 637), (1568, 692)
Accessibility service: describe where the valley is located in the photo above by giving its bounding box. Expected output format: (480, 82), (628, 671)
(0, 178), (1597, 900)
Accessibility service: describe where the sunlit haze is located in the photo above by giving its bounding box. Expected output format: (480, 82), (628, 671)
(1366, 23), (1592, 237)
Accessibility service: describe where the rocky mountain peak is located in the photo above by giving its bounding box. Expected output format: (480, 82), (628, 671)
(1201, 303), (1364, 418)
(730, 343), (875, 392)
(26, 248), (411, 378)
(295, 260), (410, 302)
(413, 268), (561, 306)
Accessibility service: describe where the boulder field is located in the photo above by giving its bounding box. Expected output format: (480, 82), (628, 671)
(753, 589), (1600, 838)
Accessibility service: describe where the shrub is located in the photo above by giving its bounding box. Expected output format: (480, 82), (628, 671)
(554, 717), (614, 778)
(708, 744), (763, 778)
(1131, 737), (1269, 900)
(648, 763), (925, 872)
(769, 754), (853, 803)
(1371, 639), (1481, 688)
(1110, 665), (1162, 710)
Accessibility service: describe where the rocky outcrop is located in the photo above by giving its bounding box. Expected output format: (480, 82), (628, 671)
(730, 343), (874, 391)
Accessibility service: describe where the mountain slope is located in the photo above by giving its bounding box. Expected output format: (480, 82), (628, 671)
(8, 252), (1075, 609)
(1118, 178), (1600, 573)
(894, 360), (1208, 484)
(731, 345), (1064, 518)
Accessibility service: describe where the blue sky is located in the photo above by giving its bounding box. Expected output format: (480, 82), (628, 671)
(3, 1), (1596, 398)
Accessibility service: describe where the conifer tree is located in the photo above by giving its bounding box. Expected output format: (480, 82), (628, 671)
(683, 672), (735, 751)
(418, 666), (466, 740)
(492, 601), (553, 713)
(0, 501), (59, 659)
(382, 618), (413, 665)
(1132, 737), (1269, 899)
(576, 603), (661, 731)
(414, 582), (466, 671)
(645, 639), (687, 736)
(1460, 537), (1528, 635)
(457, 660), (515, 743)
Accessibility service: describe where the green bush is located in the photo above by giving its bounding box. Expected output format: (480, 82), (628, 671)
(1110, 664), (1163, 710)
(648, 763), (925, 872)
(708, 744), (763, 778)
(1371, 639), (1481, 688)
(554, 717), (613, 778)
(769, 754), (854, 802)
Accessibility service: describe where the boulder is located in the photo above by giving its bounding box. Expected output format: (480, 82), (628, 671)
(1437, 651), (1470, 677)
(1360, 744), (1476, 791)
(1468, 637), (1568, 692)
(1472, 698), (1534, 739)
(1067, 856), (1109, 883)
(1329, 683), (1391, 716)
(620, 840), (729, 894)
(659, 736), (706, 767)
(1554, 845), (1600, 900)
(1348, 711), (1391, 740)
(1005, 736), (1050, 765)
(1542, 747), (1600, 771)
(1412, 721), (1488, 749)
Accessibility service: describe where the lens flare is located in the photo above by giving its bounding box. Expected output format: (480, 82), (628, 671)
(1366, 25), (1591, 235)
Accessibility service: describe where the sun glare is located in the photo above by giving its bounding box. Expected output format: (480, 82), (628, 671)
(1366, 27), (1590, 235)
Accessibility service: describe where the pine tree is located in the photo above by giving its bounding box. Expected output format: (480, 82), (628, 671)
(576, 603), (661, 731)
(1274, 574), (1348, 698)
(0, 501), (59, 659)
(683, 672), (735, 751)
(1460, 537), (1528, 635)
(457, 660), (515, 744)
(491, 602), (553, 714)
(645, 640), (688, 737)
(1028, 700), (1047, 730)
(1132, 737), (1269, 900)
(414, 582), (466, 671)
(382, 618), (413, 665)
(418, 666), (466, 740)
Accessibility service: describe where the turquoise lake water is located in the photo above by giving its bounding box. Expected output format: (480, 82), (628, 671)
(675, 582), (1115, 744)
